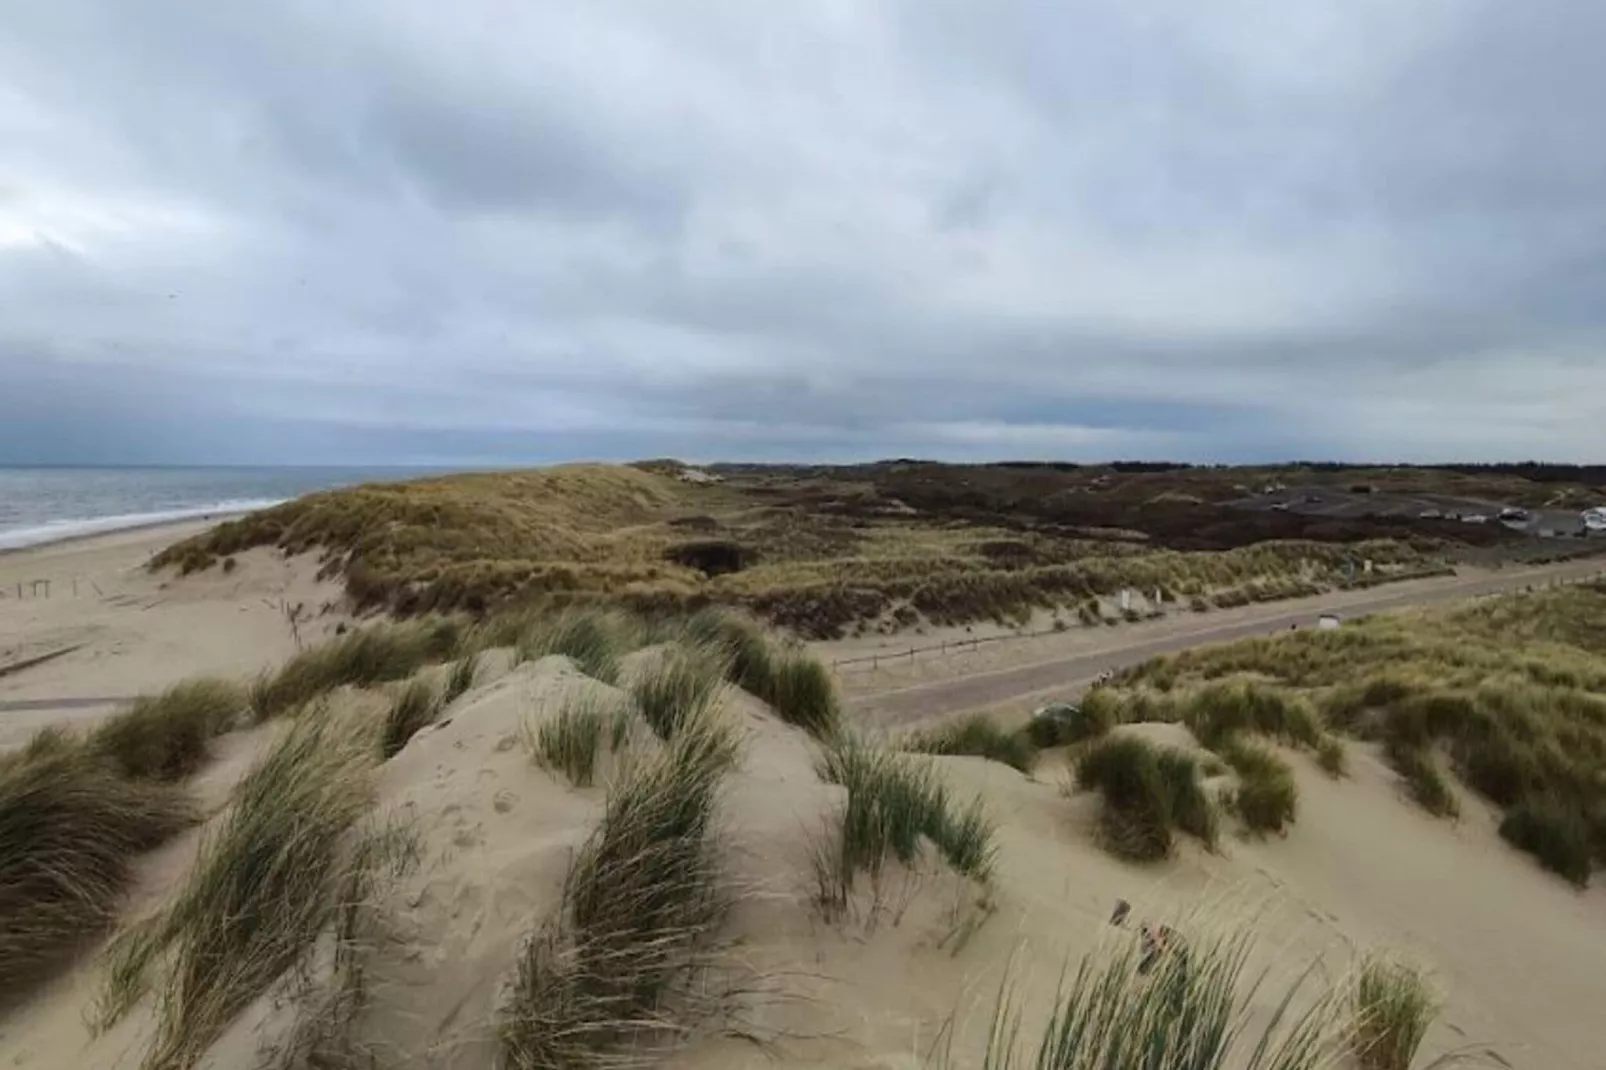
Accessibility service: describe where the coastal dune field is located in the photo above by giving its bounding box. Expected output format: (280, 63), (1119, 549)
(2, 466), (1605, 1070)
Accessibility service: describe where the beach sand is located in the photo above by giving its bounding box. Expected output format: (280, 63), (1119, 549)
(0, 520), (349, 748)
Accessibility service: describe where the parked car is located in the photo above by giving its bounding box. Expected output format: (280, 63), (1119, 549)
(1462, 513), (1489, 524)
(1418, 509), (1442, 520)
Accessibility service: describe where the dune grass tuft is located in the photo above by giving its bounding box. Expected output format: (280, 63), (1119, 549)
(515, 608), (633, 684)
(248, 618), (463, 721)
(814, 739), (996, 912)
(1075, 735), (1219, 859)
(1352, 953), (1438, 1070)
(1108, 585), (1606, 881)
(89, 679), (245, 782)
(0, 742), (195, 1000)
(528, 691), (633, 788)
(501, 708), (737, 1069)
(901, 714), (1038, 774)
(443, 652), (479, 705)
(759, 646), (843, 740)
(1218, 737), (1298, 834)
(380, 678), (442, 759)
(1155, 747), (1221, 849)
(967, 910), (1354, 1070)
(96, 717), (375, 1070)
(678, 608), (777, 697)
(1316, 734), (1348, 778)
(630, 643), (731, 741)
(1183, 678), (1324, 750)
(1383, 739), (1460, 819)
(1498, 800), (1593, 886)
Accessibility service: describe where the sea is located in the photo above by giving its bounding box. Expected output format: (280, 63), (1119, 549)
(0, 466), (444, 552)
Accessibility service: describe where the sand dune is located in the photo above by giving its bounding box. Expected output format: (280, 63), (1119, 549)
(8, 651), (1600, 1069)
(3, 532), (1604, 1070)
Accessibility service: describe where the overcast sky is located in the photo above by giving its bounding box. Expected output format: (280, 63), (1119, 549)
(1, 1), (1602, 466)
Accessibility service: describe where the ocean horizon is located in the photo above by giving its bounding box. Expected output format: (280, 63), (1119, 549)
(0, 465), (453, 552)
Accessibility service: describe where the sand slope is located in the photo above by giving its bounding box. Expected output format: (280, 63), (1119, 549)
(4, 652), (1604, 1070)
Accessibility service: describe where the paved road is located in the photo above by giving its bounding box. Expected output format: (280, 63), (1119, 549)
(854, 558), (1606, 727)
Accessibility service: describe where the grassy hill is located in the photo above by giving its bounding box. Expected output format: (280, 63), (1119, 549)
(152, 460), (1595, 637)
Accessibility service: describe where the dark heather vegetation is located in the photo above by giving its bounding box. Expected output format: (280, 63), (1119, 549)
(144, 460), (1552, 639)
(1100, 582), (1606, 883)
(1074, 735), (1220, 860)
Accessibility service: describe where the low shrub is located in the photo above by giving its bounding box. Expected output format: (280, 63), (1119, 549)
(902, 714), (1037, 774)
(89, 679), (244, 781)
(1025, 695), (1116, 749)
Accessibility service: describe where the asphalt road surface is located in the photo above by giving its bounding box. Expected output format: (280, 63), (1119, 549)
(854, 557), (1606, 727)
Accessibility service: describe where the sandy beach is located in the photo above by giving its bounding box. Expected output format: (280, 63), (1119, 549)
(0, 520), (350, 748)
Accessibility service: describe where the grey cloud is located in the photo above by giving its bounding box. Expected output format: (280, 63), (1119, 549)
(0, 0), (1603, 466)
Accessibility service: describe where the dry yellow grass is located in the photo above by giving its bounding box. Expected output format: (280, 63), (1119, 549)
(153, 464), (1443, 638)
